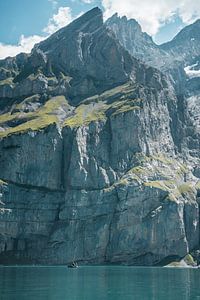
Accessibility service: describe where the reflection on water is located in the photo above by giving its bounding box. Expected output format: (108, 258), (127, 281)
(0, 266), (200, 300)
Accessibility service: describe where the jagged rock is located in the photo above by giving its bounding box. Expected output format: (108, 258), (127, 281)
(106, 13), (167, 69)
(160, 20), (200, 65)
(0, 8), (199, 265)
(165, 254), (197, 267)
(106, 14), (200, 93)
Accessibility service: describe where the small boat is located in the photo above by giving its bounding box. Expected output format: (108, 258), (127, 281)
(68, 261), (78, 268)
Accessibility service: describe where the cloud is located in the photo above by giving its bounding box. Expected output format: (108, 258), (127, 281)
(0, 35), (46, 60)
(0, 6), (75, 59)
(101, 0), (200, 35)
(48, 0), (58, 8)
(81, 0), (94, 3)
(2, 1), (200, 60)
(43, 7), (73, 35)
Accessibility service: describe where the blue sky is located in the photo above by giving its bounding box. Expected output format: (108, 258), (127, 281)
(0, 0), (199, 59)
(0, 0), (101, 44)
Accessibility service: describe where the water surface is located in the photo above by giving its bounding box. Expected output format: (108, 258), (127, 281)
(0, 266), (200, 300)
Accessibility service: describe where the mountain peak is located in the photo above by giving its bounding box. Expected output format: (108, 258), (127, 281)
(1, 7), (200, 269)
(106, 13), (141, 32)
(161, 18), (200, 51)
(37, 7), (103, 49)
(106, 13), (162, 67)
(173, 18), (200, 41)
(28, 7), (137, 104)
(69, 7), (103, 31)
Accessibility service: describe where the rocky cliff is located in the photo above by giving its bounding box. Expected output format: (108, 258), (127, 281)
(0, 7), (199, 265)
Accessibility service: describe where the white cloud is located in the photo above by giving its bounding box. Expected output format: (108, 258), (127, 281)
(102, 0), (200, 35)
(0, 6), (75, 59)
(0, 35), (46, 60)
(2, 1), (200, 60)
(43, 6), (73, 35)
(81, 0), (94, 3)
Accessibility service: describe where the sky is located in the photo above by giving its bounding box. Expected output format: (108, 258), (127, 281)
(0, 0), (200, 59)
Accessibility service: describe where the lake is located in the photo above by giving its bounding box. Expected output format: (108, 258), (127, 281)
(0, 266), (200, 300)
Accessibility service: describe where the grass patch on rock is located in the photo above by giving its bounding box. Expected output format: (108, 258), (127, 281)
(110, 153), (196, 203)
(64, 102), (108, 128)
(0, 81), (143, 135)
(0, 96), (71, 138)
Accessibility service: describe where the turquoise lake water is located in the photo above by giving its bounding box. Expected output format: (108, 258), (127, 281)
(0, 266), (200, 300)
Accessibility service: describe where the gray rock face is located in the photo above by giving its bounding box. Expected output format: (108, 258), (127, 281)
(106, 13), (200, 165)
(0, 126), (63, 190)
(160, 20), (200, 64)
(106, 14), (200, 93)
(0, 8), (199, 265)
(106, 14), (167, 69)
(0, 8), (138, 106)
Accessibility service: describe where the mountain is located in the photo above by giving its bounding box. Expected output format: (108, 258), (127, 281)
(106, 13), (167, 69)
(106, 13), (200, 162)
(106, 15), (200, 92)
(0, 8), (199, 266)
(161, 19), (200, 63)
(107, 15), (200, 68)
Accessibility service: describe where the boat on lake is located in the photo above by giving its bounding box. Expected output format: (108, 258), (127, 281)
(68, 261), (78, 268)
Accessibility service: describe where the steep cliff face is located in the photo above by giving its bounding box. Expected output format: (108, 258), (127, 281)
(106, 13), (167, 69)
(106, 15), (200, 93)
(160, 20), (200, 65)
(106, 13), (200, 171)
(0, 8), (139, 107)
(0, 8), (199, 265)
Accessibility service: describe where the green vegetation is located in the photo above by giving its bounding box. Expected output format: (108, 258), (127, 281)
(82, 81), (135, 104)
(112, 104), (141, 116)
(96, 152), (195, 202)
(0, 80), (144, 135)
(165, 255), (196, 267)
(64, 101), (141, 128)
(151, 154), (174, 165)
(0, 96), (70, 138)
(151, 154), (188, 175)
(144, 180), (175, 192)
(178, 183), (195, 196)
(116, 178), (130, 186)
(82, 81), (140, 106)
(184, 254), (196, 266)
(128, 154), (187, 181)
(143, 181), (196, 202)
(64, 102), (107, 128)
(129, 166), (145, 175)
(167, 254), (198, 267)
(64, 96), (142, 128)
(144, 181), (195, 201)
(108, 153), (194, 203)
